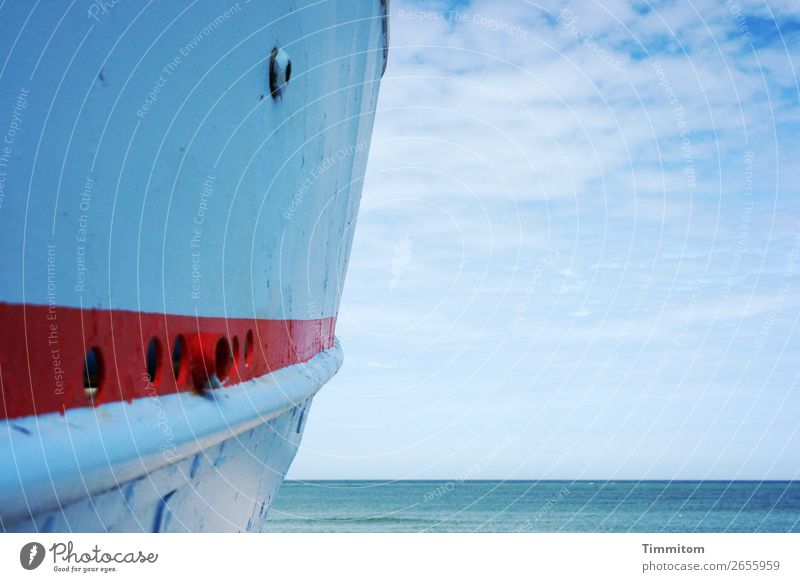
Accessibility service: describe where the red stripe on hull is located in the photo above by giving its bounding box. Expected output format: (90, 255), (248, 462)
(0, 302), (335, 420)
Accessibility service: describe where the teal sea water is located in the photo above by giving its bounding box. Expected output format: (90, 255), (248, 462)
(263, 480), (800, 532)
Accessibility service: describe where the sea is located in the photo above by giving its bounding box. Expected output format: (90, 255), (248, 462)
(262, 480), (800, 532)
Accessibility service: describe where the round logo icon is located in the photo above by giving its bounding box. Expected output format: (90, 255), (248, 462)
(20, 542), (46, 570)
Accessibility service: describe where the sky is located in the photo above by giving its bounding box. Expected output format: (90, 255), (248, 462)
(289, 0), (800, 480)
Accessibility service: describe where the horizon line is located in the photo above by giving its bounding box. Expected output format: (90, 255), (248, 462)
(285, 478), (799, 483)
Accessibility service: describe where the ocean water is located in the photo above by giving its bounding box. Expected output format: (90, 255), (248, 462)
(262, 480), (800, 532)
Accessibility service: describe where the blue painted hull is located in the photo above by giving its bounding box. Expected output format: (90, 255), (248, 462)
(8, 401), (310, 532)
(0, 0), (387, 532)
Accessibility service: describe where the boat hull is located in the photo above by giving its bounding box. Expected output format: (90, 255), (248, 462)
(8, 402), (309, 532)
(0, 0), (387, 531)
(2, 341), (343, 532)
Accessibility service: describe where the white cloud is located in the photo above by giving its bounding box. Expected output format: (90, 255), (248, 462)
(291, 0), (800, 480)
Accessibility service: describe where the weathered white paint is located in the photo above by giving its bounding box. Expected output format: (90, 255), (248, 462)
(0, 0), (386, 319)
(0, 0), (387, 530)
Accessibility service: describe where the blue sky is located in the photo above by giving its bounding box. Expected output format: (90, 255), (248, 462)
(289, 0), (800, 480)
